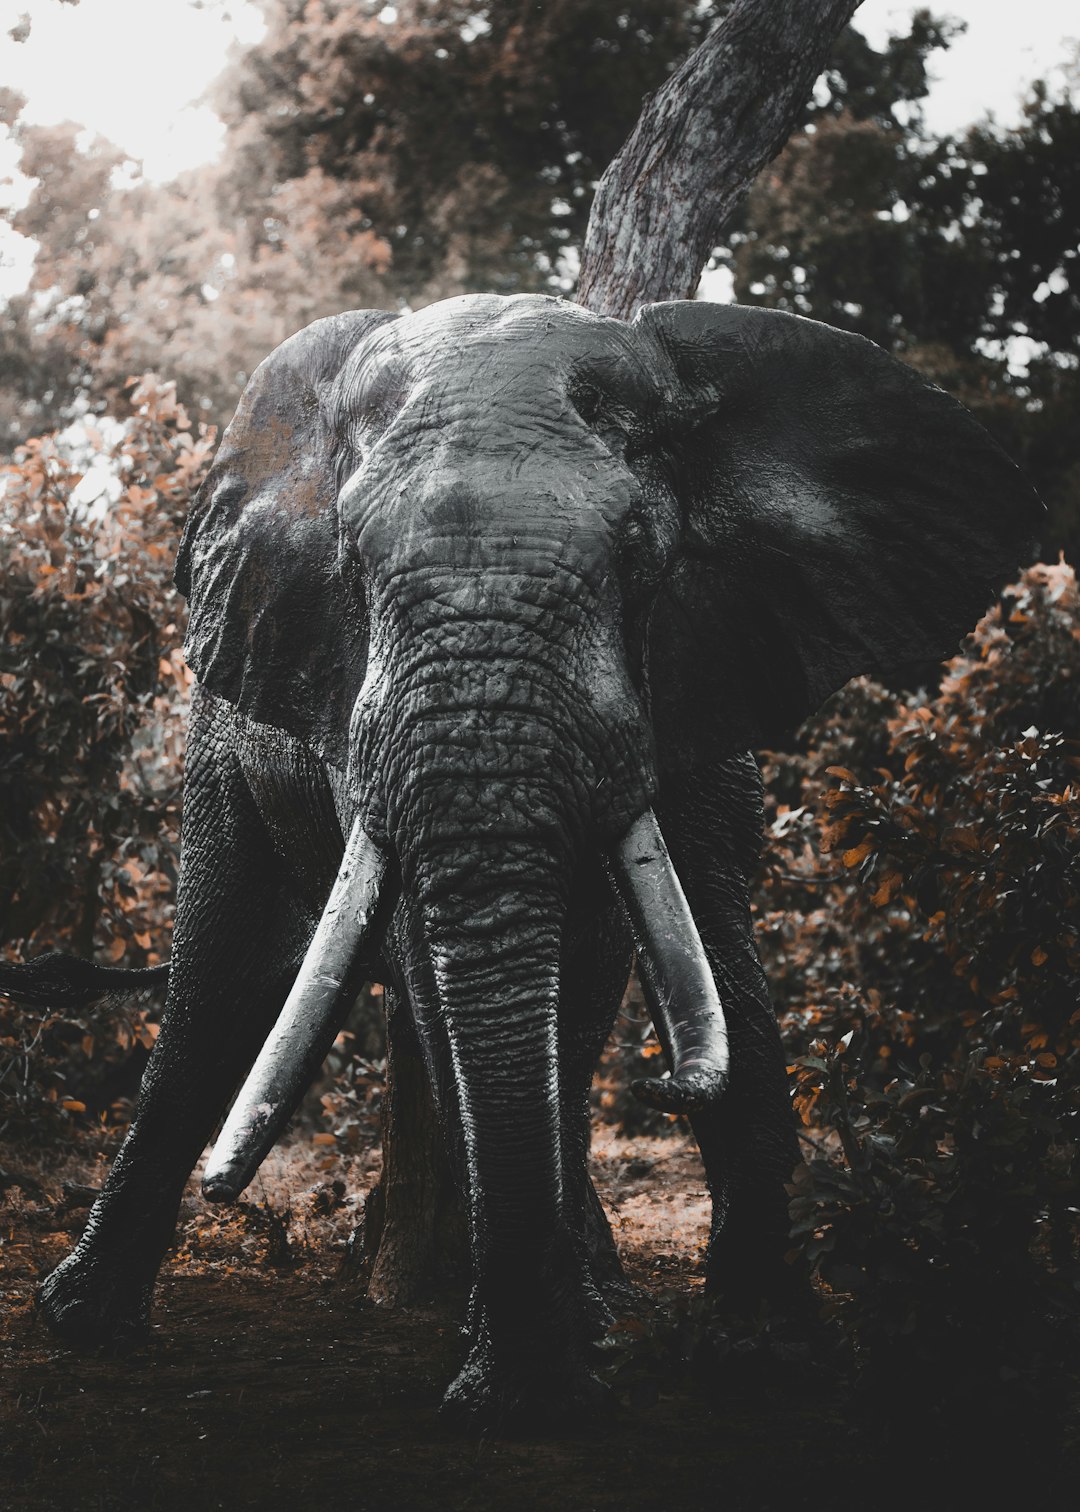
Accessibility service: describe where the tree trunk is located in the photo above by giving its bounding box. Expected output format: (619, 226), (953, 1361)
(577, 0), (863, 318)
(360, 987), (468, 1304)
(363, 0), (863, 1305)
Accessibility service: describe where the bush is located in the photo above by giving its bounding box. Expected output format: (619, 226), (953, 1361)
(592, 971), (680, 1135)
(758, 561), (1080, 1411)
(0, 379), (212, 1137)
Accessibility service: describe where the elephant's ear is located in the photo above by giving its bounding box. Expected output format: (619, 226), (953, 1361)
(176, 309), (397, 763)
(634, 301), (1043, 771)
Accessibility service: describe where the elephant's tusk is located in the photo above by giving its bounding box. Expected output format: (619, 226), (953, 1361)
(202, 819), (392, 1203)
(607, 809), (729, 1114)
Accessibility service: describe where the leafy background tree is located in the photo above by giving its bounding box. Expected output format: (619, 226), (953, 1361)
(728, 26), (1080, 559)
(0, 2), (724, 437)
(4, 4), (1075, 547)
(0, 377), (212, 1135)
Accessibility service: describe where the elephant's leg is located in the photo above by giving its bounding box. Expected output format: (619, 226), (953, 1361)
(558, 905), (635, 1326)
(657, 751), (803, 1306)
(38, 692), (304, 1348)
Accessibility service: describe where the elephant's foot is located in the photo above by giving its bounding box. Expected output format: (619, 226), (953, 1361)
(570, 1170), (641, 1332)
(583, 1286), (614, 1339)
(441, 1336), (611, 1434)
(704, 1211), (814, 1317)
(594, 1263), (644, 1318)
(37, 1245), (155, 1352)
(578, 1262), (645, 1340)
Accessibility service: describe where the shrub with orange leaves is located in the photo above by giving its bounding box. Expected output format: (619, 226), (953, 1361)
(592, 971), (676, 1136)
(0, 377), (213, 1137)
(757, 561), (1080, 1412)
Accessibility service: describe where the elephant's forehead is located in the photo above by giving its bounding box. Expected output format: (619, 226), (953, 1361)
(349, 293), (640, 400)
(397, 293), (606, 350)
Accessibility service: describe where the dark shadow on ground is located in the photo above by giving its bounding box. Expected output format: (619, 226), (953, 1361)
(0, 1134), (1069, 1511)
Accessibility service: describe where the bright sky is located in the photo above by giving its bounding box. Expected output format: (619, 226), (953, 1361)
(859, 0), (1077, 129)
(0, 0), (1077, 300)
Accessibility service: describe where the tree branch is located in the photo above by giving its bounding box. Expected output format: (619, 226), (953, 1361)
(577, 0), (863, 319)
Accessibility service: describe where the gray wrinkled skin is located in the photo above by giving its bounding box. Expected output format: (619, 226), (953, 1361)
(35, 295), (1041, 1428)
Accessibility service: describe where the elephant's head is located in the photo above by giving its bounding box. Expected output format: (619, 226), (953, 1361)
(179, 294), (1039, 1410)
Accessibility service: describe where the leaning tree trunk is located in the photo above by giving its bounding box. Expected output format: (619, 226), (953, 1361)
(577, 0), (864, 319)
(361, 0), (864, 1305)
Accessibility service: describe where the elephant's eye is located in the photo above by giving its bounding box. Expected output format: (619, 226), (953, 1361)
(342, 357), (409, 455)
(569, 382), (602, 425)
(616, 515), (658, 581)
(569, 376), (639, 461)
(210, 478), (248, 524)
(347, 401), (400, 463)
(622, 517), (646, 549)
(616, 494), (679, 599)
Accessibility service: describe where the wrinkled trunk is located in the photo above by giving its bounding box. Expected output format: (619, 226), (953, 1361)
(415, 865), (585, 1400)
(386, 639), (576, 1277)
(351, 556), (640, 1306)
(360, 893), (621, 1320)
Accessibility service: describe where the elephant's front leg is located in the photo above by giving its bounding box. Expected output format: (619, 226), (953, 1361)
(657, 752), (803, 1306)
(38, 691), (304, 1348)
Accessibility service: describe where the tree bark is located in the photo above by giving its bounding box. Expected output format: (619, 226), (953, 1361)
(363, 988), (468, 1304)
(577, 0), (863, 319)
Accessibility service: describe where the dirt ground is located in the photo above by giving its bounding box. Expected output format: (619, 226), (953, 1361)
(0, 1129), (1045, 1512)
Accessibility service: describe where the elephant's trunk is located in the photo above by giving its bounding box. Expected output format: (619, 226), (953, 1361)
(608, 809), (729, 1113)
(202, 818), (393, 1202)
(414, 856), (584, 1385)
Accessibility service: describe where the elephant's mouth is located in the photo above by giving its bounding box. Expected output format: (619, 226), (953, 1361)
(201, 807), (728, 1204)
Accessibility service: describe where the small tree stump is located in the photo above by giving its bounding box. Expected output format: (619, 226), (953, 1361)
(360, 989), (468, 1304)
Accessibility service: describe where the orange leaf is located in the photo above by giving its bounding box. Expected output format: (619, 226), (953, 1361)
(950, 829), (980, 853)
(62, 1099), (86, 1113)
(312, 1133), (337, 1146)
(1031, 946), (1048, 967)
(843, 842), (872, 869)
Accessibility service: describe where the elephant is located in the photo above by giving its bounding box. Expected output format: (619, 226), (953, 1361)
(22, 293), (1040, 1427)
